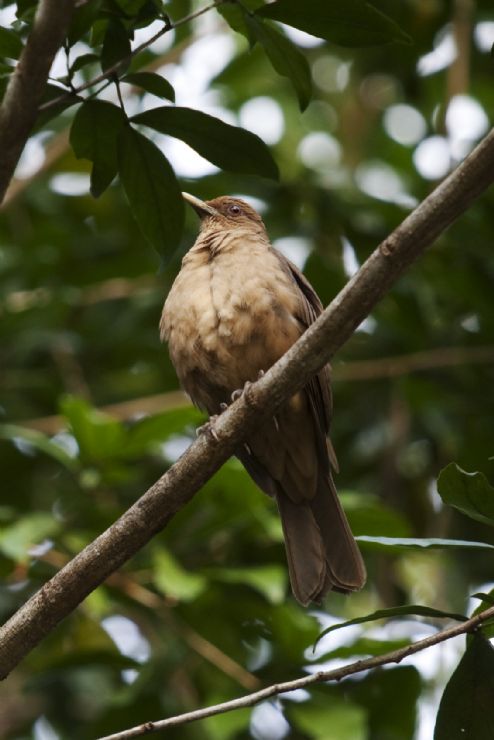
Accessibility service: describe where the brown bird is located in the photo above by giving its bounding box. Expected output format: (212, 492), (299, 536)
(161, 193), (366, 605)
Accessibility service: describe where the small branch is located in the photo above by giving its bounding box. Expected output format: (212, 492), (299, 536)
(0, 0), (76, 203)
(98, 604), (494, 739)
(336, 345), (494, 381)
(38, 0), (226, 114)
(12, 345), (494, 433)
(1, 126), (494, 679)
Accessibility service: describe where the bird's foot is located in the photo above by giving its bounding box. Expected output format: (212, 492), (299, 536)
(231, 370), (265, 403)
(196, 403), (228, 442)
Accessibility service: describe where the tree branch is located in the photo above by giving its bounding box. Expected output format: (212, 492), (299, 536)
(0, 0), (75, 203)
(1, 126), (494, 679)
(97, 604), (494, 739)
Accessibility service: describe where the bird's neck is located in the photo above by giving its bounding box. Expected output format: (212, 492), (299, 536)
(187, 227), (269, 261)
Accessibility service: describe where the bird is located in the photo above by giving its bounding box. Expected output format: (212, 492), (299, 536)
(160, 192), (366, 605)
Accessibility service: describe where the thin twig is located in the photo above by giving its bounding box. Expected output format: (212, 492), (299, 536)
(98, 604), (494, 738)
(38, 0), (226, 114)
(1, 125), (494, 680)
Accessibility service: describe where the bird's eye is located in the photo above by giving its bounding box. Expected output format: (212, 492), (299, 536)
(228, 204), (241, 216)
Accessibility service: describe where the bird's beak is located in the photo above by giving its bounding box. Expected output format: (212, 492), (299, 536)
(182, 192), (218, 219)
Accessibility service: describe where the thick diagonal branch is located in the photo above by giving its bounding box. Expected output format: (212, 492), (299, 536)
(1, 126), (494, 678)
(0, 0), (75, 202)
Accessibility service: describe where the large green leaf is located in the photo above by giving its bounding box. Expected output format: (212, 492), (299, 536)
(70, 100), (127, 197)
(246, 16), (312, 111)
(256, 0), (411, 47)
(315, 605), (467, 646)
(357, 536), (494, 551)
(117, 124), (184, 255)
(132, 106), (279, 179)
(0, 26), (23, 59)
(434, 634), (494, 739)
(437, 462), (494, 526)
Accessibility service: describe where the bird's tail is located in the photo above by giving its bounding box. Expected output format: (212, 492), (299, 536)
(276, 474), (366, 606)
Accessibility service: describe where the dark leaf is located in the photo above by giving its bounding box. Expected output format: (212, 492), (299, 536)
(354, 666), (421, 740)
(245, 16), (312, 111)
(35, 83), (79, 130)
(256, 0), (411, 47)
(101, 18), (131, 73)
(70, 100), (127, 197)
(70, 52), (100, 74)
(0, 26), (23, 59)
(132, 106), (279, 179)
(122, 71), (175, 101)
(469, 590), (494, 642)
(117, 125), (184, 254)
(434, 634), (494, 739)
(437, 462), (494, 526)
(315, 605), (467, 647)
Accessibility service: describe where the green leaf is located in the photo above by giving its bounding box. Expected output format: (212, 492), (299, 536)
(153, 548), (207, 602)
(101, 18), (131, 72)
(60, 395), (126, 463)
(319, 636), (411, 660)
(117, 124), (184, 254)
(123, 407), (202, 456)
(357, 536), (494, 551)
(0, 513), (59, 562)
(0, 424), (77, 470)
(256, 0), (411, 47)
(245, 16), (312, 111)
(132, 106), (279, 180)
(437, 462), (494, 526)
(122, 71), (175, 101)
(70, 52), (99, 74)
(291, 700), (366, 740)
(434, 634), (494, 739)
(315, 605), (467, 646)
(0, 26), (23, 59)
(217, 0), (261, 45)
(70, 100), (127, 197)
(469, 590), (494, 642)
(210, 565), (288, 604)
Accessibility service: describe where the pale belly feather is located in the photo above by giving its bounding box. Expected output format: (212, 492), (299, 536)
(161, 241), (303, 412)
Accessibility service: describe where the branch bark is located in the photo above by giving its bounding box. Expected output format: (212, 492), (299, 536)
(0, 0), (75, 203)
(1, 126), (494, 679)
(97, 604), (494, 739)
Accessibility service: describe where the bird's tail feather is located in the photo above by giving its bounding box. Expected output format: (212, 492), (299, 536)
(276, 474), (366, 606)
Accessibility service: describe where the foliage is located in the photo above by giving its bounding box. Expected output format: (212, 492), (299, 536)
(1, 0), (494, 738)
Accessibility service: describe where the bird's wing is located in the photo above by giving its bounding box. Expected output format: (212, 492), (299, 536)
(273, 250), (338, 472)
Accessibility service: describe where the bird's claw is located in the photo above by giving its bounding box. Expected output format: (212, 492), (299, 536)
(196, 402), (229, 441)
(231, 370), (265, 403)
(196, 415), (220, 441)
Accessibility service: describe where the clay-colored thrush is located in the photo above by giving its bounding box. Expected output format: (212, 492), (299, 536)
(161, 193), (366, 605)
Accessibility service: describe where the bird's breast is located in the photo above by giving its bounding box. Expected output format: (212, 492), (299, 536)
(161, 241), (302, 409)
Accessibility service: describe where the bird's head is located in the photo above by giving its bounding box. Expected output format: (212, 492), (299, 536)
(182, 193), (267, 236)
